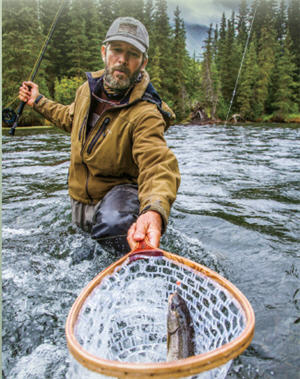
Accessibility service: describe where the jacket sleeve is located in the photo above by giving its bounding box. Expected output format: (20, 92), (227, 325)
(33, 96), (75, 133)
(132, 109), (181, 232)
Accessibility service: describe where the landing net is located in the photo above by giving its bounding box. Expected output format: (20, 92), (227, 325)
(66, 247), (254, 379)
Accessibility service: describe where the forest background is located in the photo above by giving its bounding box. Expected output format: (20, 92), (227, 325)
(2, 0), (300, 125)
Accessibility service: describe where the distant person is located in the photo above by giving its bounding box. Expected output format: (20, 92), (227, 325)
(19, 17), (180, 254)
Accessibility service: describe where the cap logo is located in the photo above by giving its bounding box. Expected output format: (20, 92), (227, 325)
(118, 23), (137, 36)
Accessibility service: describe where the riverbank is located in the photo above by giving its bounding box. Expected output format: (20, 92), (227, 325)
(181, 117), (300, 126)
(2, 125), (55, 130)
(2, 115), (300, 131)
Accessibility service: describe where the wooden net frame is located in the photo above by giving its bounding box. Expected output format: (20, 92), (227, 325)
(66, 242), (255, 378)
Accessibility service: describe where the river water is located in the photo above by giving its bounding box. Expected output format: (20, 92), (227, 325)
(2, 124), (300, 379)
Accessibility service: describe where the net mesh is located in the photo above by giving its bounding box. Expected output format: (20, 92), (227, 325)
(67, 254), (246, 379)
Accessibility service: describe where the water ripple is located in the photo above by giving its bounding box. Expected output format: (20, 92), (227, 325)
(2, 125), (300, 378)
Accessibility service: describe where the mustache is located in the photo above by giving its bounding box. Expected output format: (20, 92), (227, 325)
(112, 65), (130, 76)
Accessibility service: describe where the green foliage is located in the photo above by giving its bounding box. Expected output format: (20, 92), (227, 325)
(255, 26), (277, 115)
(148, 46), (163, 91)
(271, 33), (299, 119)
(2, 0), (300, 125)
(54, 76), (85, 105)
(237, 38), (259, 120)
(201, 25), (222, 119)
(65, 0), (103, 77)
(215, 0), (299, 122)
(170, 6), (189, 119)
(2, 0), (51, 125)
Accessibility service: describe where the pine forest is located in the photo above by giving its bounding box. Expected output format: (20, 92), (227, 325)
(2, 0), (300, 125)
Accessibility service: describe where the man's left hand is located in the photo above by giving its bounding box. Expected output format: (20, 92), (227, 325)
(127, 210), (162, 249)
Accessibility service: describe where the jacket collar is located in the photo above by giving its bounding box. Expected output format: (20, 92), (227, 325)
(86, 69), (150, 105)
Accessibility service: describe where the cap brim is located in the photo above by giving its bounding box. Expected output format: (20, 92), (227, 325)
(103, 36), (146, 54)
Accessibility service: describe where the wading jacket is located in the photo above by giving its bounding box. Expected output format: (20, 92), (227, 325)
(33, 69), (181, 229)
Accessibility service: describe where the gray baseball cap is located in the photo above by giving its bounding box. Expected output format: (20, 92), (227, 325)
(103, 17), (149, 53)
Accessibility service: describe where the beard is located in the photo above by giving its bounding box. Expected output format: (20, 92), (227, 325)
(104, 62), (142, 91)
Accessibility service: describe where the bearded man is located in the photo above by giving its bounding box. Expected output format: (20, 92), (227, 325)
(19, 17), (180, 254)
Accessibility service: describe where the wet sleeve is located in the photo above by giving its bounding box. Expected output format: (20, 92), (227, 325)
(132, 110), (181, 232)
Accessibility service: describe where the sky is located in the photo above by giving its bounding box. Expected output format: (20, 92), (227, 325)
(167, 0), (243, 25)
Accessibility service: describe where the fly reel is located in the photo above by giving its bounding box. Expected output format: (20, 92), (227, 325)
(2, 108), (17, 126)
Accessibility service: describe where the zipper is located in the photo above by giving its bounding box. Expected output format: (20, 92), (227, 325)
(82, 161), (93, 203)
(78, 115), (88, 142)
(81, 117), (110, 202)
(87, 117), (110, 154)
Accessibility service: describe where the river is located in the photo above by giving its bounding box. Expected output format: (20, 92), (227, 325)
(2, 123), (300, 379)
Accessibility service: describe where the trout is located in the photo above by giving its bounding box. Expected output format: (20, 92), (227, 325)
(167, 292), (195, 361)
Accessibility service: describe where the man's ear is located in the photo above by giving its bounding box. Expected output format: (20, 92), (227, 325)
(141, 57), (148, 70)
(101, 45), (106, 62)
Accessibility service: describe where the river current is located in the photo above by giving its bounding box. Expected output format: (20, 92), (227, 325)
(2, 124), (300, 378)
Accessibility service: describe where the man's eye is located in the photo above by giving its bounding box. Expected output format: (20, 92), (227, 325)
(113, 48), (122, 53)
(130, 52), (140, 58)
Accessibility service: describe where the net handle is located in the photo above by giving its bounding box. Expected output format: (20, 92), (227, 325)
(129, 239), (164, 262)
(131, 238), (155, 251)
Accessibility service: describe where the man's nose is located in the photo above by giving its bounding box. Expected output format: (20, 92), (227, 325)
(118, 52), (128, 65)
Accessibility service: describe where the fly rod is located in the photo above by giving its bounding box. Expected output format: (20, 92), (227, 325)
(8, 0), (66, 136)
(224, 3), (257, 125)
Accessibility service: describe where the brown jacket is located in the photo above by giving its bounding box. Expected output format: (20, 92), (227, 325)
(33, 69), (180, 229)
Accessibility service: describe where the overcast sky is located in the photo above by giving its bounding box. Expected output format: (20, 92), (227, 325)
(167, 0), (243, 25)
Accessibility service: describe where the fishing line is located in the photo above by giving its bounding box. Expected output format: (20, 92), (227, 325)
(225, 4), (258, 125)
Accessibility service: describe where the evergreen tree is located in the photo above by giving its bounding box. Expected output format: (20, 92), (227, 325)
(65, 0), (103, 78)
(149, 45), (163, 92)
(98, 0), (116, 33)
(3, 0), (300, 125)
(237, 0), (249, 47)
(114, 0), (145, 21)
(84, 0), (106, 72)
(185, 52), (202, 109)
(215, 12), (227, 72)
(39, 0), (71, 97)
(212, 24), (219, 59)
(287, 0), (300, 105)
(236, 38), (259, 120)
(255, 25), (277, 115)
(201, 24), (220, 119)
(143, 0), (155, 69)
(171, 6), (189, 119)
(251, 0), (275, 43)
(221, 12), (240, 106)
(271, 33), (299, 119)
(143, 0), (154, 30)
(275, 0), (287, 44)
(2, 0), (50, 124)
(152, 0), (173, 101)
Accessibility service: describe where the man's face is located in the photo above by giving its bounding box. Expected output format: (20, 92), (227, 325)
(101, 41), (147, 90)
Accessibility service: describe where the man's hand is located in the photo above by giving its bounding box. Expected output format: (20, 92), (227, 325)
(127, 210), (162, 250)
(19, 81), (40, 107)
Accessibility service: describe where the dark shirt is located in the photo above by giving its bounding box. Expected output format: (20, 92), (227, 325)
(87, 86), (122, 135)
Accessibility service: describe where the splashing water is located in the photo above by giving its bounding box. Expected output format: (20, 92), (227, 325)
(2, 125), (300, 378)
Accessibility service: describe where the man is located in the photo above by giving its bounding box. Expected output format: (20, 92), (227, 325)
(19, 17), (180, 253)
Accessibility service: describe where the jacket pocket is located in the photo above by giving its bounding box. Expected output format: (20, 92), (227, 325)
(87, 117), (110, 154)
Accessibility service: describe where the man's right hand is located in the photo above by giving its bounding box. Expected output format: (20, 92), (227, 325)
(19, 81), (40, 107)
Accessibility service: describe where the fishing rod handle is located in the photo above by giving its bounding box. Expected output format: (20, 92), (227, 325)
(9, 101), (26, 135)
